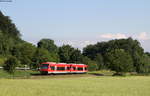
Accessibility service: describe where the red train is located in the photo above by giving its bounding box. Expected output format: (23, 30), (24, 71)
(39, 62), (88, 74)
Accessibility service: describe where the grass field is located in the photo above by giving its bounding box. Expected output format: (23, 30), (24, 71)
(0, 69), (115, 79)
(0, 69), (40, 79)
(0, 76), (150, 96)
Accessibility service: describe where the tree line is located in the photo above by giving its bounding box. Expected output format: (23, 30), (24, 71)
(0, 11), (150, 74)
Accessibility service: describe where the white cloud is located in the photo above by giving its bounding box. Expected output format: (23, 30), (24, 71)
(66, 40), (96, 49)
(54, 32), (150, 51)
(56, 40), (96, 49)
(100, 33), (127, 39)
(99, 32), (150, 40)
(136, 32), (150, 40)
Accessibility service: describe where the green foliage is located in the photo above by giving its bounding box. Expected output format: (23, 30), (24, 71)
(136, 54), (150, 73)
(31, 48), (57, 69)
(83, 38), (144, 61)
(70, 48), (82, 63)
(58, 45), (74, 63)
(3, 56), (20, 74)
(94, 54), (104, 70)
(83, 37), (149, 73)
(83, 44), (98, 59)
(37, 39), (58, 53)
(0, 11), (22, 56)
(145, 52), (150, 57)
(11, 42), (36, 67)
(0, 34), (15, 55)
(106, 49), (134, 73)
(37, 39), (60, 62)
(81, 56), (98, 71)
(58, 45), (82, 63)
(0, 69), (39, 79)
(0, 11), (21, 39)
(0, 56), (6, 66)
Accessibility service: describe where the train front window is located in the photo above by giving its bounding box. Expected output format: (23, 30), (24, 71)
(41, 64), (49, 69)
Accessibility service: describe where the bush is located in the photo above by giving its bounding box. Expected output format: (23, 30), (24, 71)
(0, 56), (6, 66)
(3, 56), (19, 74)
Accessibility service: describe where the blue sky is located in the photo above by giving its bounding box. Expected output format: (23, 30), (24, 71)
(0, 0), (150, 51)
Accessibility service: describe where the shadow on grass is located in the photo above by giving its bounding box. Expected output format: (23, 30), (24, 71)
(88, 73), (104, 76)
(31, 73), (88, 76)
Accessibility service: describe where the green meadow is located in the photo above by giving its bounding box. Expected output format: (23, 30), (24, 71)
(0, 76), (150, 96)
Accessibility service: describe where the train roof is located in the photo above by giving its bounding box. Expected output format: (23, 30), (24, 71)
(41, 62), (87, 66)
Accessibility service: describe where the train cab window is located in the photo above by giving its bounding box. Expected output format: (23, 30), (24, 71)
(40, 64), (49, 69)
(50, 66), (55, 70)
(85, 67), (87, 70)
(57, 67), (65, 71)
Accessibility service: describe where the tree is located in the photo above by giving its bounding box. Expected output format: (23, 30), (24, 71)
(0, 11), (22, 56)
(37, 39), (58, 53)
(145, 52), (150, 57)
(83, 44), (98, 59)
(81, 56), (98, 71)
(0, 56), (6, 67)
(37, 39), (59, 62)
(94, 54), (104, 70)
(0, 11), (21, 39)
(31, 48), (58, 69)
(136, 54), (150, 73)
(3, 56), (20, 74)
(70, 48), (82, 63)
(58, 45), (75, 63)
(106, 49), (134, 73)
(11, 42), (36, 67)
(83, 37), (145, 72)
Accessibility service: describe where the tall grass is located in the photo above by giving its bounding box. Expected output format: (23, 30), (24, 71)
(0, 76), (150, 96)
(0, 69), (39, 78)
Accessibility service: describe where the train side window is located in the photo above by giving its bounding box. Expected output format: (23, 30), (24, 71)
(73, 67), (76, 70)
(78, 67), (83, 71)
(57, 67), (65, 71)
(50, 66), (55, 70)
(67, 67), (70, 70)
